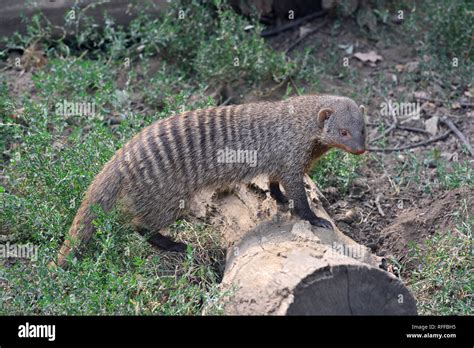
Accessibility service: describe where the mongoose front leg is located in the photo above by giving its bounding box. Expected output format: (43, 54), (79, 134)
(281, 175), (333, 229)
(269, 181), (289, 204)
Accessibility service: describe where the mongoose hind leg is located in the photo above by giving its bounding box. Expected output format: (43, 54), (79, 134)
(136, 226), (187, 252)
(129, 196), (188, 252)
(269, 181), (289, 204)
(281, 175), (333, 230)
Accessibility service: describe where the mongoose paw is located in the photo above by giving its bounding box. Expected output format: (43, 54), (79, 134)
(309, 217), (333, 229)
(168, 242), (187, 253)
(271, 193), (289, 204)
(269, 182), (289, 204)
(144, 231), (188, 253)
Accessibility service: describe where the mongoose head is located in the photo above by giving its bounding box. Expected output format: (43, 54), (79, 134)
(317, 97), (366, 155)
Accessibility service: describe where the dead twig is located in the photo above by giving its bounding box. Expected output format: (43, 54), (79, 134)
(374, 194), (385, 217)
(260, 75), (290, 98)
(289, 76), (302, 96)
(261, 11), (326, 37)
(220, 96), (233, 106)
(370, 123), (397, 143)
(285, 20), (328, 53)
(396, 125), (431, 134)
(440, 116), (474, 157)
(414, 95), (474, 108)
(367, 123), (430, 134)
(367, 131), (452, 152)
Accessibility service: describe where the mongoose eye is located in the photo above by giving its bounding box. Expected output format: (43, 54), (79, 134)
(339, 129), (349, 137)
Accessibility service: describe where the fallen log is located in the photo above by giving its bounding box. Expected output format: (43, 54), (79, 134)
(189, 175), (417, 315)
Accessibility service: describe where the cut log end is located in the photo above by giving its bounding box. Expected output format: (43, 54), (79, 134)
(287, 264), (417, 315)
(219, 221), (417, 315)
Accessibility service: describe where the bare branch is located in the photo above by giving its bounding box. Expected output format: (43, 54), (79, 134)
(261, 11), (326, 37)
(440, 116), (474, 157)
(368, 131), (452, 152)
(415, 95), (474, 108)
(285, 20), (328, 53)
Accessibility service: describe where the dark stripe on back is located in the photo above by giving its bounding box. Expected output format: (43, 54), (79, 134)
(122, 138), (139, 182)
(248, 108), (257, 144)
(198, 110), (208, 159)
(134, 130), (152, 181)
(118, 143), (129, 179)
(153, 121), (172, 178)
(208, 108), (217, 145)
(144, 125), (163, 179)
(229, 106), (237, 143)
(158, 120), (178, 176)
(184, 112), (195, 158)
(171, 113), (189, 181)
(185, 112), (200, 182)
(221, 106), (228, 146)
(255, 104), (266, 145)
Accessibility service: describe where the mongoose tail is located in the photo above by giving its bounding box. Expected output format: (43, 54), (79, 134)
(52, 158), (122, 268)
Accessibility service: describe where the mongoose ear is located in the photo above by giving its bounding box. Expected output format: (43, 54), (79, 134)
(359, 105), (366, 115)
(318, 108), (334, 124)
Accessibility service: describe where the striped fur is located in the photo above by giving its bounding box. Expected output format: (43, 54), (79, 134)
(54, 94), (366, 267)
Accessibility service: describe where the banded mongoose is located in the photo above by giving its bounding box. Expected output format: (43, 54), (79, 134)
(53, 94), (366, 267)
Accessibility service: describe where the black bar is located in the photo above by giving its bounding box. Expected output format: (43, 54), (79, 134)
(0, 316), (471, 346)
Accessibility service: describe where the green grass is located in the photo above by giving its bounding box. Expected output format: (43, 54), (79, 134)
(401, 0), (473, 90)
(406, 205), (473, 315)
(393, 149), (473, 194)
(311, 149), (362, 192)
(413, 0), (473, 62)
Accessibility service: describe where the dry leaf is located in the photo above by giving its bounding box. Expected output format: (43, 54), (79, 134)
(405, 61), (419, 73)
(451, 102), (461, 110)
(353, 51), (383, 63)
(424, 116), (439, 136)
(414, 91), (429, 100)
(338, 44), (354, 55)
(322, 0), (337, 10)
(357, 5), (377, 31)
(21, 44), (47, 70)
(341, 0), (359, 16)
(421, 101), (437, 114)
(299, 25), (313, 38)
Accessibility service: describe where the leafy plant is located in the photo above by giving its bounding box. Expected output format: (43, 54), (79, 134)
(311, 149), (362, 192)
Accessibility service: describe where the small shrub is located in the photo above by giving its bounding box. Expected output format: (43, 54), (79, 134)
(311, 149), (362, 192)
